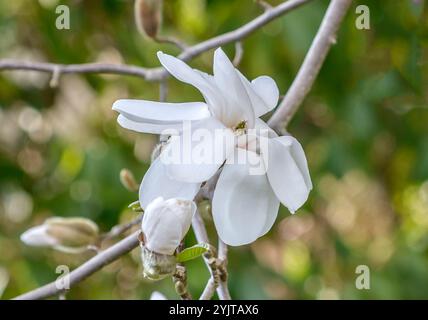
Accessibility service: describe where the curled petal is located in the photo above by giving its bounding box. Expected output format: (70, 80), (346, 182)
(251, 76), (279, 114)
(236, 72), (279, 118)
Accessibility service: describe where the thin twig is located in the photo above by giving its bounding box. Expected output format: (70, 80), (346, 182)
(100, 215), (142, 241)
(0, 0), (313, 82)
(216, 239), (231, 300)
(233, 41), (244, 67)
(268, 0), (353, 131)
(191, 210), (231, 300)
(159, 80), (168, 102)
(14, 231), (140, 300)
(154, 35), (188, 51)
(199, 278), (216, 300)
(256, 0), (273, 11)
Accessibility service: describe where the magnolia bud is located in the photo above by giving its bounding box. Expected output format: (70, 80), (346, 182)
(120, 169), (139, 192)
(141, 197), (196, 255)
(21, 217), (99, 252)
(139, 197), (196, 281)
(134, 0), (162, 39)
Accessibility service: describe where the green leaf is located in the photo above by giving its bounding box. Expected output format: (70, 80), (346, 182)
(128, 200), (143, 212)
(176, 243), (210, 262)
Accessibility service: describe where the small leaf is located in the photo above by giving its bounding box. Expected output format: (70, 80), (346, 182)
(176, 243), (210, 262)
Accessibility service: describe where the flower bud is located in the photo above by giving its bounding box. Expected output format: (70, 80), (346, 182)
(134, 0), (162, 39)
(120, 169), (139, 192)
(21, 217), (99, 252)
(141, 197), (196, 256)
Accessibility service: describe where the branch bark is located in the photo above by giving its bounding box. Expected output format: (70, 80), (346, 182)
(0, 0), (313, 82)
(14, 231), (140, 300)
(268, 0), (353, 131)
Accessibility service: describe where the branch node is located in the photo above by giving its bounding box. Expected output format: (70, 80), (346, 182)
(49, 65), (62, 88)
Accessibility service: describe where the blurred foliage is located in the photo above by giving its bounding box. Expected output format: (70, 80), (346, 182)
(1, 0), (428, 300)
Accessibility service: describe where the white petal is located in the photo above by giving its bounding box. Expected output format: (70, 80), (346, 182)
(20, 225), (58, 247)
(157, 51), (225, 118)
(117, 114), (184, 134)
(150, 292), (167, 300)
(212, 149), (280, 246)
(236, 71), (279, 118)
(251, 76), (279, 113)
(254, 118), (278, 138)
(265, 136), (312, 213)
(112, 99), (211, 123)
(139, 158), (201, 209)
(160, 117), (235, 183)
(213, 48), (255, 128)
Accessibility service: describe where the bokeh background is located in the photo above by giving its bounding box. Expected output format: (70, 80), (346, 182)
(1, 0), (428, 299)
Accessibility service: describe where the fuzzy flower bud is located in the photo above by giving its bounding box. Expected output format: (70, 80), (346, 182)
(140, 197), (196, 280)
(20, 217), (99, 252)
(141, 197), (196, 255)
(120, 168), (139, 192)
(134, 0), (162, 39)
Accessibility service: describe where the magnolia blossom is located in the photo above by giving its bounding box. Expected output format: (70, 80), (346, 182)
(141, 197), (196, 255)
(113, 48), (312, 246)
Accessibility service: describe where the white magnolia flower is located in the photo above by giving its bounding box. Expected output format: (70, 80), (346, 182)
(113, 48), (312, 246)
(141, 197), (196, 255)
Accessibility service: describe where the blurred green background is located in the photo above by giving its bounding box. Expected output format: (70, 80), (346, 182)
(1, 0), (428, 299)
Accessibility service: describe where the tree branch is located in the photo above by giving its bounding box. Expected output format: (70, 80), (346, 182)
(268, 0), (353, 131)
(0, 0), (313, 82)
(216, 239), (231, 300)
(192, 210), (231, 300)
(14, 231), (140, 300)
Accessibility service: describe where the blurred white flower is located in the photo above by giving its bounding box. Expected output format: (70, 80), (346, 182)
(150, 291), (167, 300)
(113, 48), (312, 246)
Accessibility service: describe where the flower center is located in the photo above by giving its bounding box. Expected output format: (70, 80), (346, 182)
(233, 120), (247, 136)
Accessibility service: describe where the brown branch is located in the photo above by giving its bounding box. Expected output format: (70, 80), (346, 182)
(14, 231), (140, 300)
(0, 0), (313, 82)
(268, 0), (353, 131)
